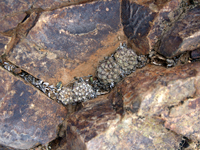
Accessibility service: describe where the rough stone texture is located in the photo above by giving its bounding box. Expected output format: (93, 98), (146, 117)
(0, 144), (14, 150)
(109, 62), (200, 115)
(16, 12), (39, 39)
(0, 0), (32, 20)
(50, 96), (182, 150)
(0, 13), (26, 33)
(191, 48), (200, 59)
(164, 96), (200, 141)
(121, 0), (157, 55)
(86, 114), (182, 150)
(158, 5), (200, 58)
(122, 0), (200, 58)
(0, 35), (11, 55)
(33, 0), (95, 10)
(8, 0), (123, 85)
(0, 67), (67, 149)
(50, 96), (120, 150)
(147, 0), (182, 52)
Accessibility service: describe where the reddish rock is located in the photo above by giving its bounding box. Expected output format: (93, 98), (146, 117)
(164, 96), (200, 141)
(0, 67), (67, 149)
(8, 0), (123, 85)
(109, 61), (200, 116)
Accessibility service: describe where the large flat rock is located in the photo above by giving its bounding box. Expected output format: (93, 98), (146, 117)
(0, 67), (67, 149)
(8, 0), (123, 85)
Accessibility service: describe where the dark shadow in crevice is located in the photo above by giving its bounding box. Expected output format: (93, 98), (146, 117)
(178, 136), (190, 150)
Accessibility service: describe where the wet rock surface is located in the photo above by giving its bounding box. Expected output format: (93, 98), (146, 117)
(0, 67), (67, 149)
(0, 0), (200, 149)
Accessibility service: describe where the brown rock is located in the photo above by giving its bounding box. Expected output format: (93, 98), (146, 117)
(86, 115), (182, 150)
(109, 61), (200, 116)
(52, 111), (182, 149)
(0, 67), (67, 149)
(0, 35), (11, 55)
(8, 0), (123, 86)
(122, 0), (200, 58)
(51, 96), (119, 150)
(164, 96), (200, 141)
(0, 13), (26, 33)
(158, 6), (200, 58)
(129, 0), (171, 9)
(121, 0), (157, 55)
(147, 0), (182, 52)
(33, 0), (95, 10)
(17, 12), (39, 39)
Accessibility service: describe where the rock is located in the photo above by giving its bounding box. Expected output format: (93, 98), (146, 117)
(191, 48), (200, 59)
(109, 61), (200, 116)
(16, 12), (39, 39)
(8, 0), (123, 86)
(129, 0), (171, 9)
(33, 0), (95, 10)
(0, 144), (14, 150)
(49, 96), (182, 150)
(164, 96), (200, 141)
(0, 13), (26, 33)
(86, 115), (182, 150)
(0, 67), (67, 149)
(50, 96), (120, 150)
(121, 0), (157, 55)
(0, 35), (11, 55)
(158, 5), (200, 58)
(0, 0), (31, 21)
(147, 0), (183, 53)
(122, 0), (200, 58)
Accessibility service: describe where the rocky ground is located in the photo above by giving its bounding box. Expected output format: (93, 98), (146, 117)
(0, 0), (200, 149)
